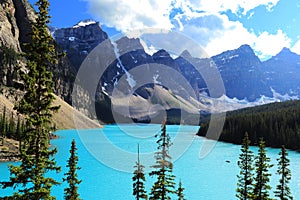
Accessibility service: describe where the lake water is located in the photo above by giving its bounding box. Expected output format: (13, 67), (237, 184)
(1, 124), (300, 199)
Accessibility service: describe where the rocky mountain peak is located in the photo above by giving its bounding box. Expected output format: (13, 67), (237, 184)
(237, 44), (254, 54)
(179, 50), (193, 59)
(115, 36), (145, 55)
(273, 47), (300, 62)
(54, 20), (109, 70)
(152, 49), (171, 58)
(212, 44), (260, 67)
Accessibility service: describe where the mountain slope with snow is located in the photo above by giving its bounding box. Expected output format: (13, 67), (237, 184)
(53, 21), (300, 123)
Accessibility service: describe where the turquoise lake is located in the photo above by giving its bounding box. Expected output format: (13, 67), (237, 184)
(1, 124), (300, 199)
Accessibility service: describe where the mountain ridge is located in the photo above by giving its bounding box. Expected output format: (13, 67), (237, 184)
(1, 3), (300, 126)
(51, 20), (300, 123)
(53, 20), (300, 100)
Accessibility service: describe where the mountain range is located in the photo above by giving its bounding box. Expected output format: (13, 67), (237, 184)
(0, 0), (299, 125)
(52, 20), (300, 123)
(54, 20), (300, 101)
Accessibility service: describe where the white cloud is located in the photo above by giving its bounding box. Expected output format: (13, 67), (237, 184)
(194, 14), (256, 57)
(177, 0), (279, 15)
(84, 0), (174, 32)
(85, 0), (279, 32)
(84, 0), (287, 59)
(176, 15), (291, 60)
(253, 30), (291, 59)
(291, 39), (300, 55)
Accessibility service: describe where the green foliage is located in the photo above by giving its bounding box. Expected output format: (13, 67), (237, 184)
(198, 100), (300, 150)
(236, 132), (254, 200)
(63, 139), (81, 200)
(0, 45), (19, 67)
(251, 138), (273, 200)
(177, 180), (186, 200)
(7, 112), (15, 138)
(1, 0), (61, 199)
(132, 144), (147, 200)
(0, 107), (7, 137)
(274, 146), (293, 200)
(0, 45), (19, 87)
(149, 121), (176, 200)
(0, 107), (25, 142)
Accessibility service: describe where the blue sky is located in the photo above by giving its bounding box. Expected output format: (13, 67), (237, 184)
(29, 0), (300, 60)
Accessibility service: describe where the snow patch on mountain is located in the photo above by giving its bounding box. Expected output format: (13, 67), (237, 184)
(201, 88), (299, 113)
(111, 41), (136, 90)
(153, 74), (161, 84)
(69, 37), (75, 41)
(73, 20), (97, 28)
(139, 39), (158, 56)
(270, 87), (299, 101)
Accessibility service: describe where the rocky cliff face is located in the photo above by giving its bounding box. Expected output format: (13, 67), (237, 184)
(0, 0), (75, 104)
(54, 20), (109, 70)
(211, 45), (269, 101)
(0, 0), (21, 51)
(0, 0), (35, 51)
(11, 0), (35, 46)
(262, 48), (300, 96)
(0, 0), (27, 88)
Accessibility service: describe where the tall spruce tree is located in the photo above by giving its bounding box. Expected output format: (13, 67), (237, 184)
(63, 139), (81, 200)
(132, 144), (147, 200)
(252, 138), (273, 200)
(1, 0), (61, 199)
(0, 106), (7, 137)
(16, 115), (23, 153)
(274, 145), (293, 200)
(236, 132), (254, 200)
(7, 112), (15, 138)
(177, 179), (186, 200)
(149, 121), (176, 200)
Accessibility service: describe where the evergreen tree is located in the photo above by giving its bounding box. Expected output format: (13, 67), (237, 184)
(63, 139), (81, 200)
(236, 132), (254, 200)
(0, 106), (7, 137)
(274, 145), (293, 200)
(177, 179), (186, 200)
(15, 115), (22, 139)
(16, 115), (23, 153)
(252, 138), (273, 200)
(132, 144), (147, 200)
(7, 112), (15, 138)
(149, 121), (176, 200)
(1, 0), (61, 198)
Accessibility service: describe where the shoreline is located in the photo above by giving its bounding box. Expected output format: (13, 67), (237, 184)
(0, 125), (103, 163)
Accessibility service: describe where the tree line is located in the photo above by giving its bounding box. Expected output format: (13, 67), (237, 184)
(198, 100), (300, 150)
(236, 133), (293, 200)
(0, 107), (26, 145)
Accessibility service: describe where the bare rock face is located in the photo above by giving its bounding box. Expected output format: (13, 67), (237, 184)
(12, 0), (35, 46)
(0, 0), (76, 104)
(54, 20), (109, 70)
(0, 0), (23, 87)
(0, 0), (21, 51)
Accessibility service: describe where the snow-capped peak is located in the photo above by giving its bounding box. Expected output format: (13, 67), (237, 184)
(73, 20), (97, 28)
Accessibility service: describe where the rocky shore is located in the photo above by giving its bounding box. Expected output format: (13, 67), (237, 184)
(0, 138), (20, 162)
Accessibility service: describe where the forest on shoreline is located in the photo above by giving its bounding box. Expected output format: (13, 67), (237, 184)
(198, 100), (300, 150)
